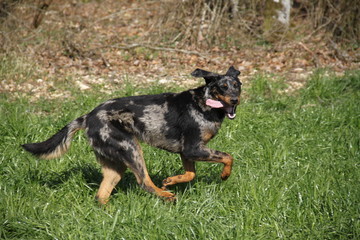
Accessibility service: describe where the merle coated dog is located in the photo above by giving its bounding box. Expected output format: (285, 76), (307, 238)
(22, 66), (242, 204)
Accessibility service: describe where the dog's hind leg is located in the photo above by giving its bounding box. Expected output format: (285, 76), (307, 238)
(126, 139), (176, 200)
(90, 129), (175, 201)
(161, 155), (196, 190)
(96, 155), (127, 205)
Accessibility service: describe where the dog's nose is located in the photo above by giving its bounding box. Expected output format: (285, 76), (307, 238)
(230, 98), (238, 105)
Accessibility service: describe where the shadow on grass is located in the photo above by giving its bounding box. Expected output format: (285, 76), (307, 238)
(28, 164), (102, 190)
(27, 164), (208, 196)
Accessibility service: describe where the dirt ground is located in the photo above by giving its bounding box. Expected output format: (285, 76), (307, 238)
(1, 0), (359, 100)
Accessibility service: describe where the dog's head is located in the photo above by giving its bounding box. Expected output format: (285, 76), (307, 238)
(191, 66), (242, 119)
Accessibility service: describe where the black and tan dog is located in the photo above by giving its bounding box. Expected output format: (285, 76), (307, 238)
(22, 66), (242, 204)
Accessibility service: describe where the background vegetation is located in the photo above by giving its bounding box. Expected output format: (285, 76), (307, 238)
(150, 0), (360, 46)
(1, 0), (358, 100)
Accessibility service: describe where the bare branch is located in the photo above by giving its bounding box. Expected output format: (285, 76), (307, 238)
(89, 43), (222, 65)
(33, 0), (53, 28)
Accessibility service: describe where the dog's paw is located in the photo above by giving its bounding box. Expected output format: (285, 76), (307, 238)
(220, 164), (232, 180)
(162, 177), (171, 187)
(161, 176), (176, 190)
(221, 172), (231, 181)
(164, 195), (177, 202)
(160, 190), (176, 202)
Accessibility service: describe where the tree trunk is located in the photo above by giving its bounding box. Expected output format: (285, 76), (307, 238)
(263, 0), (291, 42)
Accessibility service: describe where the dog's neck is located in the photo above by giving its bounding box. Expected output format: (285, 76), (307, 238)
(188, 86), (225, 120)
(203, 86), (212, 100)
(191, 85), (211, 109)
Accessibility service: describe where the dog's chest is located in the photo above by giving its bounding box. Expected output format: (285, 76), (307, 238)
(189, 106), (222, 143)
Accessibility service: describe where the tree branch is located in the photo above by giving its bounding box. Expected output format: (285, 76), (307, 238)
(90, 43), (222, 65)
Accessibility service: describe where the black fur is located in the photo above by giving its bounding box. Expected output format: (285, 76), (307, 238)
(22, 66), (242, 203)
(22, 125), (69, 155)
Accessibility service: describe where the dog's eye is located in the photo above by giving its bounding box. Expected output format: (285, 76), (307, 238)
(220, 84), (228, 90)
(233, 82), (242, 88)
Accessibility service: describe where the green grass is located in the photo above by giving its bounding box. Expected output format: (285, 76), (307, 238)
(1, 71), (359, 239)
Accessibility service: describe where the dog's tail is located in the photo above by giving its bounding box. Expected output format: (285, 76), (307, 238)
(22, 116), (86, 160)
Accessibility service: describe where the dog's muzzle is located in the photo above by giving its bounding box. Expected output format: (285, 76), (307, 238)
(206, 99), (238, 119)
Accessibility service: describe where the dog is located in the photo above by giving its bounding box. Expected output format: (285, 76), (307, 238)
(22, 66), (242, 204)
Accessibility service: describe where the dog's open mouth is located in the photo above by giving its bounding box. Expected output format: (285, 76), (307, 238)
(206, 99), (237, 119)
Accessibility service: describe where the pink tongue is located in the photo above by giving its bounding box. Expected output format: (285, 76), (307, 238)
(206, 99), (224, 108)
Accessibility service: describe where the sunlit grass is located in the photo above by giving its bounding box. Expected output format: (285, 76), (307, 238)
(1, 71), (359, 239)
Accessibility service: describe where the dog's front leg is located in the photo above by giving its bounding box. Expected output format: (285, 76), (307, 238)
(162, 156), (196, 190)
(182, 147), (234, 181)
(207, 150), (234, 180)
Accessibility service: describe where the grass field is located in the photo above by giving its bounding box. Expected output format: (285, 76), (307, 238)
(1, 71), (359, 239)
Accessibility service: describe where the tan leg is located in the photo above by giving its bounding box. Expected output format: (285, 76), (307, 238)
(96, 164), (126, 205)
(217, 154), (233, 180)
(181, 148), (234, 181)
(128, 139), (176, 201)
(162, 156), (196, 190)
(140, 172), (176, 200)
(204, 151), (234, 180)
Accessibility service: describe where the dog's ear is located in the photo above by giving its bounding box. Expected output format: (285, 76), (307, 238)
(191, 68), (221, 84)
(225, 66), (241, 78)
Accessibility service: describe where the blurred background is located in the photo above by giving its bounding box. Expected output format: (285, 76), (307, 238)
(1, 0), (359, 99)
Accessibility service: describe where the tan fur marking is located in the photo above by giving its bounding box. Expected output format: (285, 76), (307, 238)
(215, 155), (233, 180)
(130, 138), (176, 200)
(162, 157), (196, 189)
(216, 95), (232, 106)
(143, 174), (175, 198)
(202, 130), (214, 144)
(96, 167), (123, 205)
